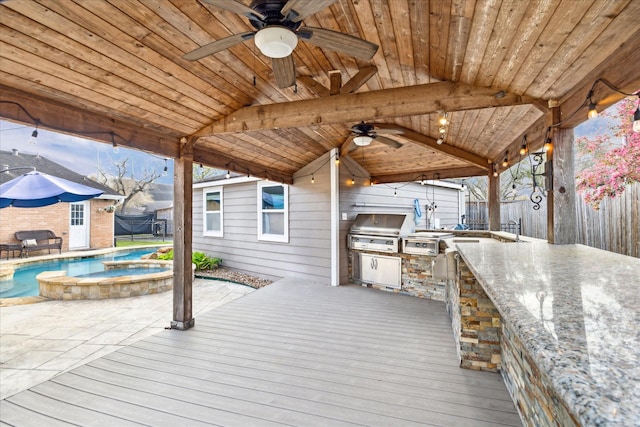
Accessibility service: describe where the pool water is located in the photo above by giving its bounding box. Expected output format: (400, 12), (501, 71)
(0, 249), (157, 298)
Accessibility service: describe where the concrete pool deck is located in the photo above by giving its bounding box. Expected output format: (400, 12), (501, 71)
(0, 279), (254, 399)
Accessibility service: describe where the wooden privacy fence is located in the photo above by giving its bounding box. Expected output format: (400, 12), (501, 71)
(467, 182), (639, 258)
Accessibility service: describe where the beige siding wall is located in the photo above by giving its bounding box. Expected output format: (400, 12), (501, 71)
(192, 153), (333, 283)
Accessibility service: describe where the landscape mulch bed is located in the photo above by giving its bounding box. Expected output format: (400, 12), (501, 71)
(195, 267), (273, 289)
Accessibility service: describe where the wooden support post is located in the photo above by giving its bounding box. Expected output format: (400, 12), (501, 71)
(488, 167), (500, 231)
(549, 125), (577, 244)
(171, 138), (194, 330)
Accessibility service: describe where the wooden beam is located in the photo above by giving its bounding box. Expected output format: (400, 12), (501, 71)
(171, 137), (194, 330)
(340, 66), (378, 94)
(372, 124), (489, 169)
(193, 81), (540, 136)
(329, 70), (342, 96)
(0, 85), (180, 158)
(488, 168), (500, 231)
(371, 166), (487, 184)
(193, 145), (294, 184)
(550, 127), (577, 244)
(296, 76), (330, 97)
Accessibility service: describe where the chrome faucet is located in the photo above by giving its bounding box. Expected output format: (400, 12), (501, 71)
(508, 218), (521, 242)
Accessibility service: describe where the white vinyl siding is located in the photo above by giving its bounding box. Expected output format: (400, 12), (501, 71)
(257, 182), (289, 242)
(203, 187), (223, 237)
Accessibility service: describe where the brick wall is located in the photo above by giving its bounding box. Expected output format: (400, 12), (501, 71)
(0, 203), (69, 251)
(90, 199), (115, 248)
(0, 199), (115, 254)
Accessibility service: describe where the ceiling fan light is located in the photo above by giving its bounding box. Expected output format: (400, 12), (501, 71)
(254, 27), (298, 58)
(353, 135), (373, 146)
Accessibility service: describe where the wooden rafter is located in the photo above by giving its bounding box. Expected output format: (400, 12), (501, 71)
(371, 124), (489, 169)
(371, 166), (488, 184)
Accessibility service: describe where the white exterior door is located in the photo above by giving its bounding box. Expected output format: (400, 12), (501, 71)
(69, 201), (90, 249)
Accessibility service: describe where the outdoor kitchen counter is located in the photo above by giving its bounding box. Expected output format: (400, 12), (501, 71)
(455, 242), (640, 427)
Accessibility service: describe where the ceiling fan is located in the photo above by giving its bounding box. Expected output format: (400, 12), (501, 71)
(343, 122), (404, 153)
(183, 0), (379, 88)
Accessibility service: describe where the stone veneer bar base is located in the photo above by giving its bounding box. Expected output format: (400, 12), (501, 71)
(446, 256), (501, 372)
(501, 320), (578, 427)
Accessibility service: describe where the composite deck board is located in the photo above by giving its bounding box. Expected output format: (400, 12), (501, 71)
(1, 280), (522, 426)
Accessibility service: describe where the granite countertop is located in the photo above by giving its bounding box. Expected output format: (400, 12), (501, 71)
(455, 242), (640, 427)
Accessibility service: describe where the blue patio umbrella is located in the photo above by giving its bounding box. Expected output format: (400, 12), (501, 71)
(0, 170), (103, 208)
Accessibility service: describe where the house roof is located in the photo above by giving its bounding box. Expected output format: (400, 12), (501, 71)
(0, 1), (638, 184)
(0, 149), (121, 197)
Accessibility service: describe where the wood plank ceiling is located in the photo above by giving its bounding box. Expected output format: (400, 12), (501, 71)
(1, 0), (639, 184)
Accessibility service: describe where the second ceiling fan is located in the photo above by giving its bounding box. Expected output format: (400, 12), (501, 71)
(183, 0), (379, 88)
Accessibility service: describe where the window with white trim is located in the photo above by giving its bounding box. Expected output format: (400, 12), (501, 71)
(257, 182), (289, 242)
(203, 187), (223, 237)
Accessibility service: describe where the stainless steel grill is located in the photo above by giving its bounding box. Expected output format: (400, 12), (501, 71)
(402, 232), (453, 256)
(348, 213), (414, 253)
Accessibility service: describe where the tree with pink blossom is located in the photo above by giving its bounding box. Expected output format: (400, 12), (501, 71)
(575, 97), (640, 209)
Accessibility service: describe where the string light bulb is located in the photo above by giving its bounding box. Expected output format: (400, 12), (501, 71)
(633, 106), (640, 133)
(351, 176), (355, 185)
(438, 112), (448, 126)
(28, 128), (38, 144)
(393, 189), (397, 197)
(436, 138), (444, 145)
(519, 137), (528, 156)
(335, 153), (340, 165)
(502, 153), (509, 168)
(163, 159), (168, 176)
(588, 101), (598, 119)
(311, 174), (315, 184)
(110, 132), (119, 153)
(543, 138), (552, 152)
(493, 165), (498, 177)
(226, 170), (231, 179)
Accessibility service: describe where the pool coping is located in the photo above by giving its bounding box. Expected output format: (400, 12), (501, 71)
(0, 245), (172, 305)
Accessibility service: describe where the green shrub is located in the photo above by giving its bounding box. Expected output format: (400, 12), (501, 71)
(155, 250), (221, 270)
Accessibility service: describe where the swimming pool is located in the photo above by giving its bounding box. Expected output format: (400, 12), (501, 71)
(0, 249), (157, 298)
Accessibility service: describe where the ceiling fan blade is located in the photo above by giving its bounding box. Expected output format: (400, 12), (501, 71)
(375, 136), (403, 149)
(183, 32), (255, 61)
(272, 56), (296, 88)
(298, 27), (378, 59)
(374, 127), (404, 135)
(200, 0), (266, 19)
(281, 0), (336, 22)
